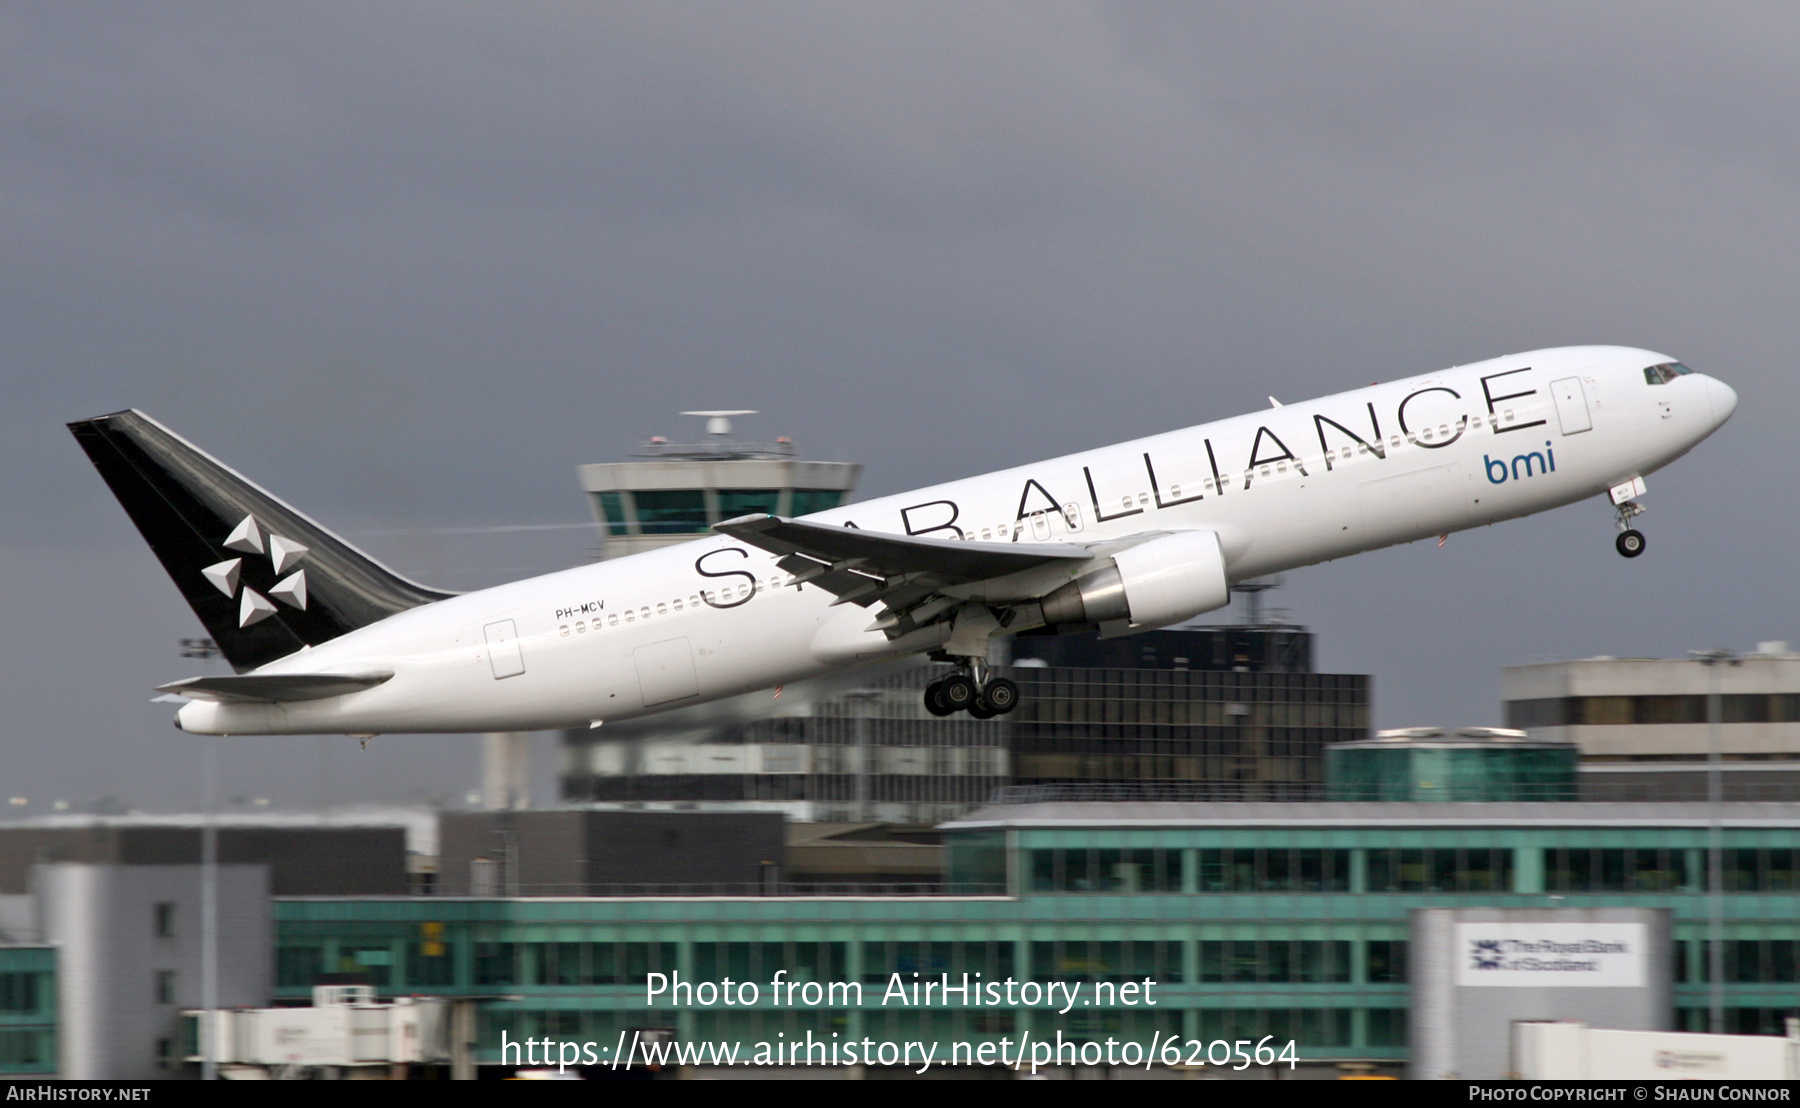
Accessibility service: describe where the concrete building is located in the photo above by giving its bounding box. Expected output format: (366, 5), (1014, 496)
(1503, 643), (1800, 801)
(0, 818), (415, 896)
(271, 801), (1800, 1076)
(1411, 906), (1671, 1079)
(435, 810), (785, 896)
(37, 863), (270, 1079)
(562, 664), (1011, 824)
(561, 626), (1369, 821)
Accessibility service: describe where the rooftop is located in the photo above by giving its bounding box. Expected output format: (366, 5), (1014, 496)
(942, 800), (1800, 830)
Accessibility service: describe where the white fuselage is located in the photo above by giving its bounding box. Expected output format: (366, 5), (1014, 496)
(176, 346), (1736, 735)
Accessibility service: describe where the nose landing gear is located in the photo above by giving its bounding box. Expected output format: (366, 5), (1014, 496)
(923, 663), (1020, 718)
(1614, 499), (1647, 559)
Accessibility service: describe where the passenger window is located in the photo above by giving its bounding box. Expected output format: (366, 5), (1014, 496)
(1341, 447), (1353, 459)
(1260, 467), (1271, 478)
(673, 599), (683, 611)
(559, 625), (570, 637)
(1471, 416), (1482, 428)
(1439, 424), (1450, 437)
(980, 529), (991, 540)
(1356, 444), (1369, 454)
(690, 595), (700, 606)
(1389, 436), (1401, 448)
(625, 611), (635, 623)
(1421, 428), (1433, 441)
(576, 621), (586, 633)
(1121, 496), (1133, 509)
(640, 607), (650, 619)
(1276, 463), (1287, 473)
(608, 614), (618, 627)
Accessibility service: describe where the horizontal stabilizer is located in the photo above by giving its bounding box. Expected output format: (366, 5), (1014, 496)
(156, 672), (393, 704)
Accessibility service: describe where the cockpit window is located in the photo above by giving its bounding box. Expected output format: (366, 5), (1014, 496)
(1644, 362), (1695, 385)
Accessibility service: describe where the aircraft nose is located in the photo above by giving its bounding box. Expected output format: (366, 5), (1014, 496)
(1705, 375), (1739, 426)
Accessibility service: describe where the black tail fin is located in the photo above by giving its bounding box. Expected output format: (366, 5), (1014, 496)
(69, 410), (455, 672)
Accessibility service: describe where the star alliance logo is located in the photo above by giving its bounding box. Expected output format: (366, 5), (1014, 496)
(1469, 939), (1505, 970)
(199, 514), (309, 627)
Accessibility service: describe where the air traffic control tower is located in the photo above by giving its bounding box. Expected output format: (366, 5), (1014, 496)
(576, 411), (861, 560)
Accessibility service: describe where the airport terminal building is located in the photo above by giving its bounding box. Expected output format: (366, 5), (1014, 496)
(266, 801), (1800, 1076)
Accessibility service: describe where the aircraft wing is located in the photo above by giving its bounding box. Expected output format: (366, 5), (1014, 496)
(156, 672), (393, 704)
(713, 513), (1090, 622)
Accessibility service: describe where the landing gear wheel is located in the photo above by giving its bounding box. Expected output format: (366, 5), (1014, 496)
(980, 678), (1020, 715)
(1616, 529), (1646, 558)
(967, 701), (998, 720)
(939, 673), (977, 712)
(923, 680), (956, 717)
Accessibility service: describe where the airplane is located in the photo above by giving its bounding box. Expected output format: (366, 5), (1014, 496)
(70, 345), (1735, 736)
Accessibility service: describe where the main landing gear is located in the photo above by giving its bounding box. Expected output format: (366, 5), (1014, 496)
(924, 664), (1020, 719)
(1614, 499), (1647, 559)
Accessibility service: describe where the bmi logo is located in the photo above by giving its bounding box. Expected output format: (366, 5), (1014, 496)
(200, 515), (309, 627)
(1470, 939), (1505, 971)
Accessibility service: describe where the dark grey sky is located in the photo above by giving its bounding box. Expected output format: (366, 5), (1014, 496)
(3, 3), (1792, 812)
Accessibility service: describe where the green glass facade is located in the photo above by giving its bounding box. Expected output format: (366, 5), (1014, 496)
(1325, 741), (1577, 802)
(273, 807), (1800, 1067)
(0, 946), (56, 1075)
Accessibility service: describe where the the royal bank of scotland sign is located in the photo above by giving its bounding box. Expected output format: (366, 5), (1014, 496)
(1453, 922), (1646, 987)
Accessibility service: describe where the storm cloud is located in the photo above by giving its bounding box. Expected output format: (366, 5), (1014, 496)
(1, 3), (1791, 810)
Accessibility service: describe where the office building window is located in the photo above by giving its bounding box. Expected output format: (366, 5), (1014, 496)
(591, 492), (631, 536)
(715, 490), (784, 519)
(276, 946), (323, 988)
(1196, 1007), (1352, 1046)
(1690, 941), (1800, 984)
(1367, 1008), (1408, 1047)
(1505, 694), (1776, 728)
(405, 940), (455, 988)
(1365, 848), (1513, 892)
(691, 942), (847, 985)
(155, 970), (176, 1006)
(1544, 848), (1693, 892)
(0, 974), (39, 1014)
(1366, 940), (1408, 984)
(1197, 848), (1351, 892)
(861, 941), (1013, 985)
(1028, 848), (1182, 893)
(789, 490), (846, 516)
(1197, 940), (1351, 984)
(1030, 940), (1184, 984)
(631, 490), (709, 534)
(154, 902), (175, 938)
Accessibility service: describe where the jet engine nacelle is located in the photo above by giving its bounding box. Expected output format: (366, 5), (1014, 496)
(1039, 530), (1230, 634)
